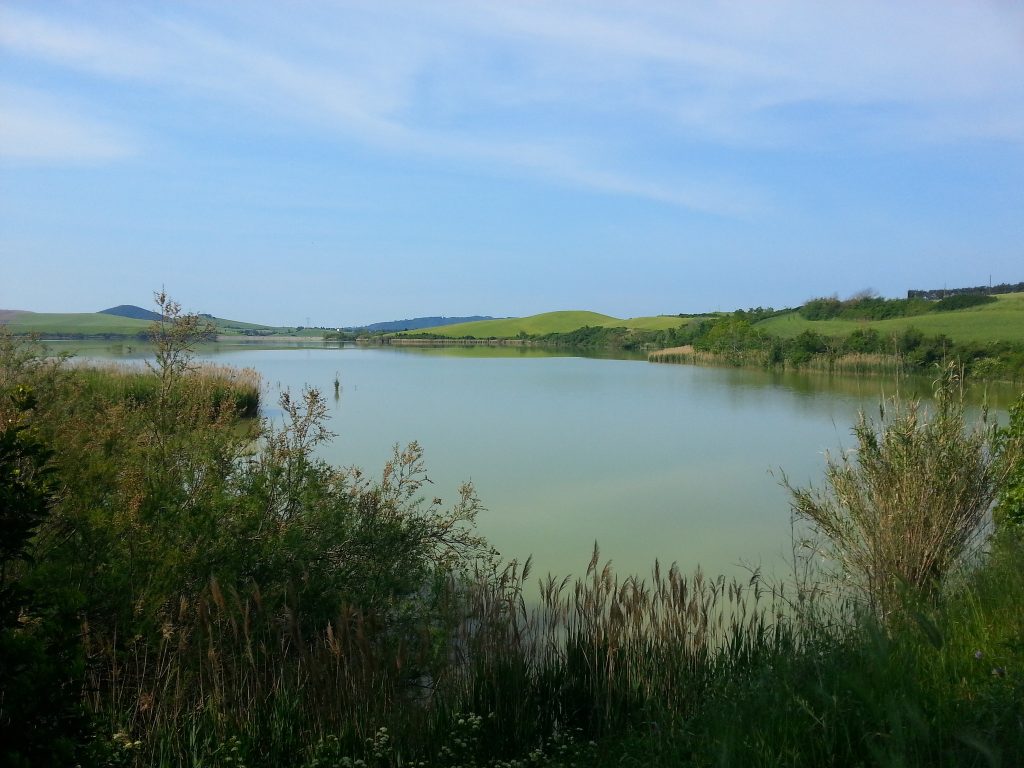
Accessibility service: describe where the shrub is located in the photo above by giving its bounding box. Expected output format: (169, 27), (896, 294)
(996, 393), (1024, 529)
(785, 364), (1022, 616)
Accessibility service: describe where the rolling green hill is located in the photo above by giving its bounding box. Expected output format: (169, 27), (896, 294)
(0, 311), (155, 336)
(0, 309), (320, 338)
(755, 292), (1024, 344)
(402, 311), (689, 338)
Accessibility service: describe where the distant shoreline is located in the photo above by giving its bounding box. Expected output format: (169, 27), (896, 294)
(384, 337), (538, 347)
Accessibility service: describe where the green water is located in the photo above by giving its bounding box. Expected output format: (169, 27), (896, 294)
(49, 340), (1020, 583)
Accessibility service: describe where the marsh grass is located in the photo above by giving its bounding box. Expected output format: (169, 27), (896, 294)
(649, 347), (908, 376)
(89, 545), (791, 767)
(87, 533), (1024, 767)
(71, 361), (261, 417)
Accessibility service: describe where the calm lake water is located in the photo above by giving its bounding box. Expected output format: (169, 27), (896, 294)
(52, 340), (1020, 584)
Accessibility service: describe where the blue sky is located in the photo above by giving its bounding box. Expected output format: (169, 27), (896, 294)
(1, 1), (1022, 326)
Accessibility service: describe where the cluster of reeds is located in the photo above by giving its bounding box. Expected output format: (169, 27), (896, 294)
(794, 352), (905, 375)
(443, 547), (781, 738)
(70, 361), (261, 417)
(648, 348), (770, 367)
(649, 346), (909, 376)
(81, 538), (795, 767)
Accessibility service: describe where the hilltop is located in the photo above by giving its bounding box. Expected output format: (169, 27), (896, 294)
(100, 304), (165, 322)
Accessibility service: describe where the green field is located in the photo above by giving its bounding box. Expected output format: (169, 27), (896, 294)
(756, 292), (1024, 344)
(0, 310), (323, 338)
(402, 310), (689, 338)
(0, 311), (154, 336)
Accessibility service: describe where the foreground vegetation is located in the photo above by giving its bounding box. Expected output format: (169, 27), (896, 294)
(3, 299), (1024, 766)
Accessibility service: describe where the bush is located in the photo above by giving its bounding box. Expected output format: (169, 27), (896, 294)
(996, 393), (1024, 529)
(0, 387), (89, 767)
(786, 365), (1022, 616)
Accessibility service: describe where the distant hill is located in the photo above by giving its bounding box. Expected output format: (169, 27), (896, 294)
(1, 307), (320, 339)
(0, 311), (154, 336)
(100, 304), (165, 322)
(361, 316), (494, 332)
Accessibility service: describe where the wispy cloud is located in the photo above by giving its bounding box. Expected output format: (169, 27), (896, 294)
(1, 1), (1021, 208)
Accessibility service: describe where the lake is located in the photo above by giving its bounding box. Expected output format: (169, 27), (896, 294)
(52, 340), (1019, 585)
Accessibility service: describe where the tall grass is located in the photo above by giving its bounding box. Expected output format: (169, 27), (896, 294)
(88, 545), (791, 767)
(649, 346), (908, 376)
(87, 536), (1024, 767)
(70, 361), (261, 417)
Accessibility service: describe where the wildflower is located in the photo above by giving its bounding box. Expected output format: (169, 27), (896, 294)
(974, 649), (983, 660)
(992, 666), (1006, 678)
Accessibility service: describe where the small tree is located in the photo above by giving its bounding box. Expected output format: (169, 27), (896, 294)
(786, 365), (1021, 616)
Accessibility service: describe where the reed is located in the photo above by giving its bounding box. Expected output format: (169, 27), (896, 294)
(87, 546), (793, 767)
(86, 534), (1024, 767)
(70, 361), (261, 417)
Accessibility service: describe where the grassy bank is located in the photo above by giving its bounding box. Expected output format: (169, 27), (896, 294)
(757, 292), (1024, 344)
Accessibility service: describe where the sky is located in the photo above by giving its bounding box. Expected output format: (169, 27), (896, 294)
(1, 1), (1023, 327)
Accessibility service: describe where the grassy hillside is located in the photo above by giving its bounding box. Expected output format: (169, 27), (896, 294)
(403, 310), (688, 338)
(0, 311), (154, 336)
(0, 309), (324, 338)
(757, 292), (1024, 344)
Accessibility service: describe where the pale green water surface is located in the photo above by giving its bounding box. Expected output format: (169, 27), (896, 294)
(51, 340), (1020, 584)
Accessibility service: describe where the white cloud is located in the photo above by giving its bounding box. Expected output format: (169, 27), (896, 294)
(1, 1), (1021, 200)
